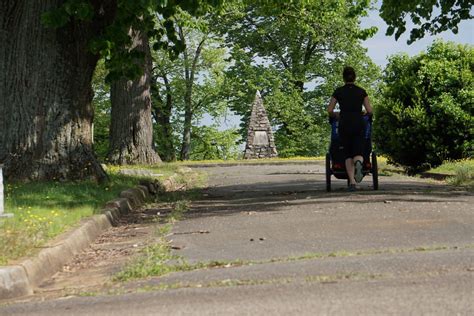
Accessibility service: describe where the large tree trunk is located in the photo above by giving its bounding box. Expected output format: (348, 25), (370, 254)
(108, 29), (161, 165)
(0, 0), (115, 182)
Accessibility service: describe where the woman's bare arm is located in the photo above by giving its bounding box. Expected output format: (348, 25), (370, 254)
(327, 97), (337, 117)
(363, 96), (373, 114)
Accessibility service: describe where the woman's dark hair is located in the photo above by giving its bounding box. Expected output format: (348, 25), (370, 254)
(343, 66), (356, 82)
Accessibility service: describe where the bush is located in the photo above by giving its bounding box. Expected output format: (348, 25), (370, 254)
(374, 41), (473, 173)
(189, 126), (241, 160)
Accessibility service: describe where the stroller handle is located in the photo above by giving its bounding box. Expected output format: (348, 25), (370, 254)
(328, 112), (373, 123)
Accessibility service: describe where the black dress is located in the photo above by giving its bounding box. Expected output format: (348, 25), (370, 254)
(332, 83), (367, 159)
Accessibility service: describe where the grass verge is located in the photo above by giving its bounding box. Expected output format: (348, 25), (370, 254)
(377, 157), (473, 188)
(429, 159), (474, 175)
(429, 159), (474, 189)
(0, 165), (179, 265)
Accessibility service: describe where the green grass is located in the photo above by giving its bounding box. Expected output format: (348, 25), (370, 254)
(106, 163), (179, 177)
(429, 159), (474, 189)
(429, 159), (474, 175)
(114, 182), (199, 281)
(114, 241), (184, 281)
(376, 157), (473, 186)
(113, 167), (211, 281)
(0, 166), (181, 265)
(114, 237), (249, 282)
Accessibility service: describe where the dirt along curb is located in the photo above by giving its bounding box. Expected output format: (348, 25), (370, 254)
(0, 178), (166, 300)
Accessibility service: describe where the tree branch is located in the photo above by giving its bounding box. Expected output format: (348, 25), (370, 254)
(178, 25), (190, 81)
(243, 16), (290, 70)
(190, 36), (207, 84)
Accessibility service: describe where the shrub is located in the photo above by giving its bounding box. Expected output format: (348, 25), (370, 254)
(374, 41), (473, 173)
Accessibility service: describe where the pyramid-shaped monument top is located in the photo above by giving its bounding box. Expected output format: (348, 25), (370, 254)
(243, 91), (278, 159)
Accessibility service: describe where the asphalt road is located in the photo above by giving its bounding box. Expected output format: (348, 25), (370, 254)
(1, 163), (473, 315)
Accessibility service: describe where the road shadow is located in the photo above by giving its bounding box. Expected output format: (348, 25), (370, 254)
(181, 177), (471, 220)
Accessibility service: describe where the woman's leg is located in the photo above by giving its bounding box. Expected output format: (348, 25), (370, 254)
(345, 158), (356, 185)
(353, 155), (364, 183)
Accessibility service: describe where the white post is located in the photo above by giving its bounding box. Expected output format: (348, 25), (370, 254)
(0, 164), (13, 218)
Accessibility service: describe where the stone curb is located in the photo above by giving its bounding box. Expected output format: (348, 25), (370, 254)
(0, 179), (163, 300)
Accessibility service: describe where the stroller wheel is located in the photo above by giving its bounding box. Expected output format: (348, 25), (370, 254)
(326, 153), (331, 192)
(372, 152), (379, 190)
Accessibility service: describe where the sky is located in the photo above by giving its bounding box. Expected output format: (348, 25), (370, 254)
(203, 5), (473, 130)
(361, 5), (474, 67)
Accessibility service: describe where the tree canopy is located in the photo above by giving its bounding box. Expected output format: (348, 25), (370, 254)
(3, 0), (472, 182)
(217, 0), (380, 156)
(41, 0), (225, 81)
(380, 0), (473, 44)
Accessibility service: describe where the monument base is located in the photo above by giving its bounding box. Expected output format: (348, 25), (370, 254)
(0, 213), (14, 218)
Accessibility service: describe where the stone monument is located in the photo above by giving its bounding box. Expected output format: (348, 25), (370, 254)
(0, 164), (13, 218)
(243, 91), (278, 159)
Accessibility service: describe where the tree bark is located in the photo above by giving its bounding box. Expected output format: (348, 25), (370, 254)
(108, 29), (161, 165)
(0, 0), (115, 182)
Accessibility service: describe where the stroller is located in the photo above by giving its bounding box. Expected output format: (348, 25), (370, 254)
(325, 114), (378, 191)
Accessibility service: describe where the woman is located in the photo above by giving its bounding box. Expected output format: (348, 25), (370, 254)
(327, 66), (373, 191)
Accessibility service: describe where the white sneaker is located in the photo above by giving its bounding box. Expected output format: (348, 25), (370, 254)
(354, 160), (363, 183)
